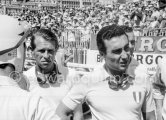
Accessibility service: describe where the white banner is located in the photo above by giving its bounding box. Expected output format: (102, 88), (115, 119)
(133, 53), (165, 75)
(86, 50), (103, 65)
(85, 50), (165, 75)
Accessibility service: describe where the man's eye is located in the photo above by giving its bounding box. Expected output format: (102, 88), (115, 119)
(112, 49), (122, 54)
(39, 50), (45, 53)
(48, 50), (54, 54)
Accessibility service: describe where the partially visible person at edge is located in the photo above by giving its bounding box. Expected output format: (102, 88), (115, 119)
(152, 57), (166, 120)
(121, 25), (156, 120)
(120, 25), (139, 75)
(0, 15), (61, 120)
(56, 24), (156, 120)
(23, 28), (83, 120)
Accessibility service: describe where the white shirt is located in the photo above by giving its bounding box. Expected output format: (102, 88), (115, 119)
(0, 76), (58, 120)
(162, 92), (166, 119)
(62, 64), (155, 120)
(24, 66), (71, 110)
(152, 57), (166, 100)
(151, 11), (160, 19)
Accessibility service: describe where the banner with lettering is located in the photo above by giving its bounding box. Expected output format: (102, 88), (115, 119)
(133, 36), (166, 74)
(24, 29), (165, 74)
(65, 36), (166, 74)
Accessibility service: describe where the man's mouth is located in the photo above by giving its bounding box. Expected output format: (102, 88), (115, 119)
(41, 61), (50, 64)
(120, 61), (128, 66)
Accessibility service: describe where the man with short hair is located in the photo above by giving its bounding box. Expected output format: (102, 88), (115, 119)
(56, 24), (156, 120)
(24, 28), (67, 90)
(24, 28), (83, 120)
(0, 15), (60, 120)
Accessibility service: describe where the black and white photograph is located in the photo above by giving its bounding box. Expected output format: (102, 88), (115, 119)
(0, 0), (165, 120)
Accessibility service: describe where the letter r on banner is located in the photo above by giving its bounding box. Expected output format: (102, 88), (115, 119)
(139, 37), (154, 52)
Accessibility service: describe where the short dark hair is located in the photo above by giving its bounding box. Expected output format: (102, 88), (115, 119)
(121, 25), (133, 33)
(96, 24), (127, 56)
(30, 28), (59, 51)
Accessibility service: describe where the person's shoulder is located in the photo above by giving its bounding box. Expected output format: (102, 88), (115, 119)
(157, 57), (166, 73)
(82, 63), (107, 83)
(133, 63), (151, 86)
(23, 66), (38, 90)
(6, 85), (30, 97)
(133, 63), (149, 79)
(92, 63), (105, 76)
(134, 63), (148, 75)
(128, 57), (147, 74)
(23, 66), (36, 82)
(2, 86), (35, 111)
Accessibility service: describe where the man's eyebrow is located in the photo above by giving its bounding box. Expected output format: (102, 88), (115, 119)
(124, 43), (129, 48)
(113, 43), (129, 50)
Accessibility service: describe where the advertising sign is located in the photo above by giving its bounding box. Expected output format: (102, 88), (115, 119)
(134, 36), (166, 74)
(72, 36), (166, 74)
(54, 30), (166, 74)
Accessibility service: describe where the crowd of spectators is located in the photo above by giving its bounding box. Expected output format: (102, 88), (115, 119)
(6, 0), (166, 72)
(7, 0), (166, 66)
(7, 0), (166, 38)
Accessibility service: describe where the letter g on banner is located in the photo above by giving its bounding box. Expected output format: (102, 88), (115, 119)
(157, 37), (166, 52)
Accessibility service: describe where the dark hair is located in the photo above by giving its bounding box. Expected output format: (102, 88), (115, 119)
(30, 28), (59, 51)
(120, 25), (133, 33)
(0, 63), (15, 70)
(0, 64), (8, 69)
(96, 24), (127, 56)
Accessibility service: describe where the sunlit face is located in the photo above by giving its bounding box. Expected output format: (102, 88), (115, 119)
(33, 36), (56, 71)
(126, 32), (135, 55)
(104, 35), (131, 72)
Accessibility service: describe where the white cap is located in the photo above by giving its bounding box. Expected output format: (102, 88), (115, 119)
(0, 15), (30, 72)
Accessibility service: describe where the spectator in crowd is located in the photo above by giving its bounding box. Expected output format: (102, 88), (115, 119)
(148, 16), (160, 29)
(130, 5), (143, 27)
(151, 7), (160, 20)
(158, 15), (166, 28)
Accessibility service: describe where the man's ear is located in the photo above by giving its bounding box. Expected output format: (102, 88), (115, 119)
(102, 54), (106, 58)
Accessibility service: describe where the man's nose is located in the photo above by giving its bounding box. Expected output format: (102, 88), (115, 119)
(43, 51), (49, 58)
(121, 50), (128, 59)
